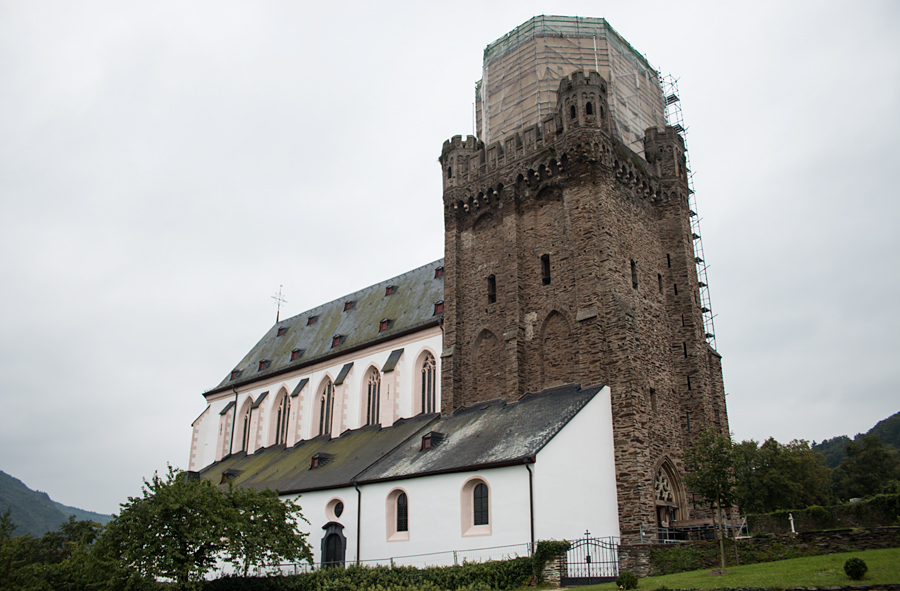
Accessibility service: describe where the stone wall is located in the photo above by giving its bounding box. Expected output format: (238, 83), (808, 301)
(439, 70), (729, 535)
(623, 527), (900, 577)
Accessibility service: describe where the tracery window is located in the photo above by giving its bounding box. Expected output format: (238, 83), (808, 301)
(274, 394), (290, 445)
(319, 380), (334, 436)
(365, 368), (381, 426)
(421, 353), (436, 414)
(655, 467), (674, 504)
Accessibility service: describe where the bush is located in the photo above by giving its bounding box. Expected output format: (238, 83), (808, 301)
(649, 545), (704, 575)
(844, 557), (868, 580)
(615, 570), (638, 589)
(531, 540), (570, 584)
(805, 505), (833, 527)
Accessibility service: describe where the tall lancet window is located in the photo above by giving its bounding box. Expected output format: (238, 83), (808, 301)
(240, 406), (251, 452)
(274, 394), (290, 445)
(319, 380), (334, 436)
(421, 353), (436, 414)
(365, 368), (381, 426)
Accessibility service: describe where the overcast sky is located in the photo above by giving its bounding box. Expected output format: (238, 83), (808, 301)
(1, 1), (898, 515)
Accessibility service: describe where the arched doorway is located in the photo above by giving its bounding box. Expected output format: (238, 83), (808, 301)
(321, 522), (346, 567)
(654, 459), (687, 541)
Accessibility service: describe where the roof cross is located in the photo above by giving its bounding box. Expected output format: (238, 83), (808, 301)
(271, 285), (287, 323)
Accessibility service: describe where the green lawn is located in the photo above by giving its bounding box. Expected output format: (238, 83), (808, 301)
(582, 547), (900, 589)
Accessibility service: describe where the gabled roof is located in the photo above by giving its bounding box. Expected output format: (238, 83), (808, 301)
(356, 383), (603, 483)
(206, 259), (444, 396)
(198, 414), (439, 494)
(197, 383), (604, 493)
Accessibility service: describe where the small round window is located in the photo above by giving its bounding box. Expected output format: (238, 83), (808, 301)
(326, 497), (345, 522)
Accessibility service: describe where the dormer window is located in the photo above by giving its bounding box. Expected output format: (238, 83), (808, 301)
(331, 335), (343, 348)
(220, 469), (239, 484)
(343, 301), (355, 312)
(434, 267), (444, 278)
(290, 349), (303, 361)
(258, 360), (271, 372)
(420, 431), (444, 451)
(307, 315), (318, 326)
(277, 327), (287, 337)
(310, 453), (333, 469)
(230, 369), (242, 381)
(433, 300), (444, 315)
(385, 285), (396, 296)
(379, 319), (389, 332)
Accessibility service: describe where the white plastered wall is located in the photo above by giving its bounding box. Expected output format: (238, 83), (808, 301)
(358, 466), (531, 564)
(283, 488), (359, 565)
(191, 327), (442, 472)
(531, 386), (619, 540)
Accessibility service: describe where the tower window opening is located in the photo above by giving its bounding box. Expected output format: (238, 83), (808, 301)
(448, 166), (452, 179)
(650, 388), (657, 413)
(586, 101), (593, 115)
(570, 105), (576, 120)
(674, 283), (679, 295)
(667, 253), (671, 268)
(541, 254), (551, 285)
(631, 260), (638, 289)
(682, 314), (686, 327)
(658, 273), (663, 294)
(687, 376), (692, 391)
(487, 275), (496, 304)
(683, 342), (688, 357)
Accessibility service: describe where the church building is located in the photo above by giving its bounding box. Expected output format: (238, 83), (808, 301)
(187, 16), (728, 569)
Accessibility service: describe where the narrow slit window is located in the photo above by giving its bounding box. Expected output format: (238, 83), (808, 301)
(683, 342), (688, 357)
(487, 275), (496, 304)
(541, 254), (551, 285)
(687, 376), (692, 391)
(650, 388), (657, 413)
(631, 260), (638, 289)
(674, 283), (679, 295)
(658, 273), (663, 294)
(667, 253), (672, 268)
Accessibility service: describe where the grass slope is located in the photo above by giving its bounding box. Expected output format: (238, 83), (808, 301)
(586, 548), (900, 589)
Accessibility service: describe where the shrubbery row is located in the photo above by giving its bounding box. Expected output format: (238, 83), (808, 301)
(204, 557), (534, 591)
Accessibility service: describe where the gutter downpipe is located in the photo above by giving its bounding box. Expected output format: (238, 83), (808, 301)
(355, 483), (362, 564)
(525, 459), (535, 552)
(228, 387), (239, 457)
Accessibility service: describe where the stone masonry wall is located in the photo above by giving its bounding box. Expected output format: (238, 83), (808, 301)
(439, 71), (729, 536)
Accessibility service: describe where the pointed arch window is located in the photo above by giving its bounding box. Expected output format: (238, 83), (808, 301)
(366, 368), (381, 426)
(421, 353), (436, 414)
(274, 394), (290, 445)
(319, 380), (334, 436)
(240, 405), (251, 452)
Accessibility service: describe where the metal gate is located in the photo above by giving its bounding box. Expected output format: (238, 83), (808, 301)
(561, 531), (619, 586)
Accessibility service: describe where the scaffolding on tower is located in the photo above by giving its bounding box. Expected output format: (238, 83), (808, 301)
(661, 74), (717, 350)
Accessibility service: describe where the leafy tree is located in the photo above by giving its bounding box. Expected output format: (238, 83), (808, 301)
(682, 425), (735, 570)
(221, 484), (312, 576)
(732, 438), (832, 513)
(834, 434), (900, 500)
(98, 466), (312, 590)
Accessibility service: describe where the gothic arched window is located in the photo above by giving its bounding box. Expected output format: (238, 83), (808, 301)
(365, 368), (381, 426)
(421, 353), (436, 414)
(319, 379), (334, 436)
(274, 393), (290, 445)
(240, 405), (251, 452)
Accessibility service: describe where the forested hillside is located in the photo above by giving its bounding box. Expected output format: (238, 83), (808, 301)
(0, 471), (113, 536)
(812, 411), (900, 468)
(0, 471), (67, 536)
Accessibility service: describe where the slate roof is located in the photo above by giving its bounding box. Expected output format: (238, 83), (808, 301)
(199, 414), (439, 494)
(356, 383), (603, 483)
(207, 259), (445, 396)
(197, 383), (603, 493)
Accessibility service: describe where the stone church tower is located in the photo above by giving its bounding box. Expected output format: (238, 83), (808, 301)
(439, 20), (728, 536)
